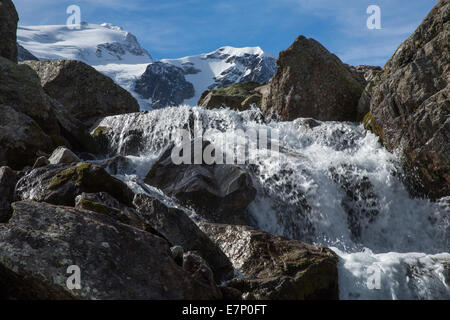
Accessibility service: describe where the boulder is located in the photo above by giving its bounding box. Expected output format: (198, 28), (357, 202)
(74, 192), (149, 231)
(0, 201), (221, 299)
(200, 223), (339, 300)
(48, 146), (80, 165)
(364, 0), (450, 199)
(32, 156), (49, 170)
(0, 57), (60, 136)
(198, 82), (264, 111)
(0, 105), (54, 170)
(22, 60), (140, 126)
(261, 36), (365, 122)
(0, 0), (18, 62)
(182, 251), (223, 299)
(0, 166), (17, 222)
(144, 140), (257, 225)
(133, 193), (235, 282)
(16, 162), (135, 207)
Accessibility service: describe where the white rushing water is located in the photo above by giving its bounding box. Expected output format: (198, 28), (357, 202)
(95, 106), (450, 300)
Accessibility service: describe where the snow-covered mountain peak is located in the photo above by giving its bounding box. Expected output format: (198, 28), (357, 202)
(17, 23), (152, 65)
(203, 46), (271, 59)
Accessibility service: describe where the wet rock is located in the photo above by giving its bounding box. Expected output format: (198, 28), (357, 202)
(22, 60), (140, 126)
(364, 1), (450, 199)
(48, 146), (81, 165)
(16, 162), (135, 207)
(32, 156), (49, 170)
(261, 36), (365, 122)
(329, 165), (379, 239)
(144, 140), (257, 225)
(0, 0), (18, 62)
(200, 223), (339, 300)
(0, 166), (17, 222)
(171, 246), (184, 266)
(182, 251), (223, 299)
(133, 193), (235, 282)
(0, 201), (221, 299)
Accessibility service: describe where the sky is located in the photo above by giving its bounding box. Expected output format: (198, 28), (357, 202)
(12, 0), (437, 66)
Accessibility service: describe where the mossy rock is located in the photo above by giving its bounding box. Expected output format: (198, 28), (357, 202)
(198, 82), (264, 111)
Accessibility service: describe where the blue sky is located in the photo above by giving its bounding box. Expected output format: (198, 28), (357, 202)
(13, 0), (437, 66)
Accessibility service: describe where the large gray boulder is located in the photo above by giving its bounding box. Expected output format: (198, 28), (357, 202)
(363, 0), (450, 199)
(0, 0), (18, 62)
(200, 223), (339, 300)
(144, 140), (257, 225)
(0, 201), (221, 299)
(0, 105), (54, 170)
(0, 57), (60, 136)
(133, 193), (235, 282)
(22, 60), (140, 126)
(261, 36), (365, 122)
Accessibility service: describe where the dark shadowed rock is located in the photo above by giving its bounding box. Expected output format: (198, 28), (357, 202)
(261, 36), (365, 122)
(0, 166), (17, 222)
(182, 251), (223, 299)
(0, 57), (60, 136)
(144, 140), (257, 225)
(16, 162), (135, 207)
(0, 201), (221, 299)
(22, 60), (140, 126)
(134, 61), (195, 109)
(0, 105), (54, 170)
(364, 0), (450, 199)
(200, 223), (339, 300)
(74, 192), (155, 233)
(133, 193), (234, 282)
(198, 82), (264, 111)
(0, 0), (18, 62)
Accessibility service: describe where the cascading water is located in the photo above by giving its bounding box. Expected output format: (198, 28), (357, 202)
(94, 105), (450, 300)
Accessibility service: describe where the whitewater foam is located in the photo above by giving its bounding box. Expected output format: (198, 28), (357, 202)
(95, 106), (449, 300)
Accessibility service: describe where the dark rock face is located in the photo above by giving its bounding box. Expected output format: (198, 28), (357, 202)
(200, 223), (339, 300)
(261, 36), (365, 122)
(16, 162), (135, 207)
(0, 167), (17, 222)
(144, 140), (257, 225)
(22, 60), (140, 126)
(0, 201), (221, 299)
(134, 62), (195, 109)
(75, 192), (151, 232)
(133, 193), (235, 282)
(0, 57), (60, 136)
(198, 82), (265, 111)
(17, 44), (39, 62)
(0, 105), (54, 170)
(364, 0), (450, 199)
(182, 251), (223, 299)
(0, 0), (18, 62)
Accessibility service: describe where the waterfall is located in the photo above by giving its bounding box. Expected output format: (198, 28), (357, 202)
(94, 105), (450, 300)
